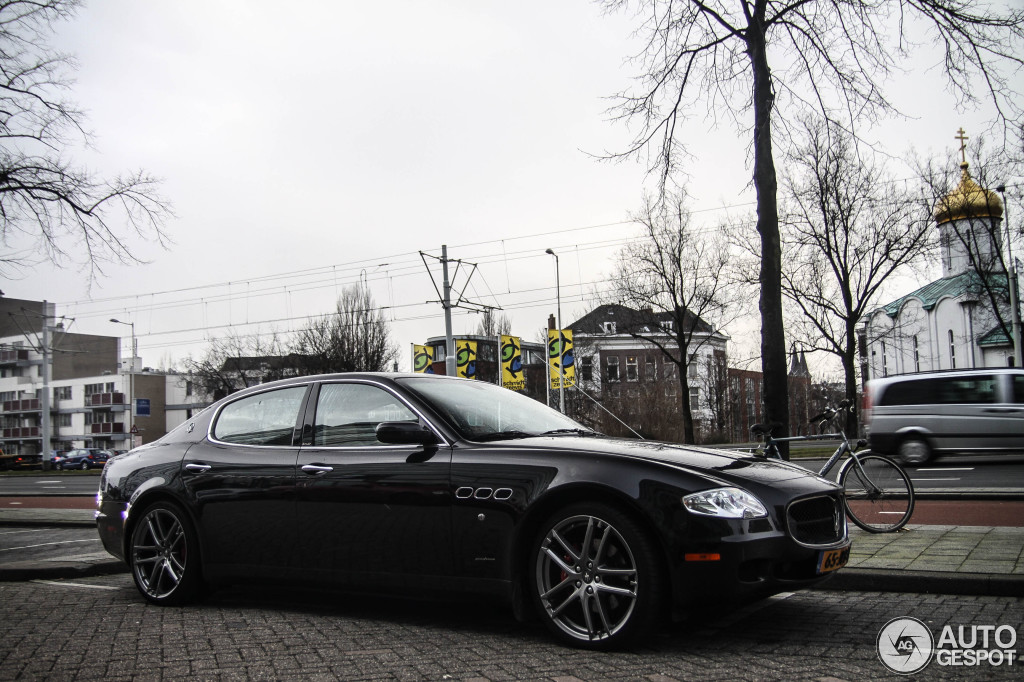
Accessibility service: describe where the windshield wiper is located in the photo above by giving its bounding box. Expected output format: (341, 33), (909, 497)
(539, 428), (598, 437)
(473, 430), (535, 442)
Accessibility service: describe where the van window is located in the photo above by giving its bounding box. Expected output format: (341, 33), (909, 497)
(880, 375), (998, 406)
(1012, 375), (1024, 404)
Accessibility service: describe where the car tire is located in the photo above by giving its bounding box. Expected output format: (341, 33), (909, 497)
(129, 501), (204, 606)
(529, 501), (665, 649)
(897, 437), (931, 465)
(81, 461), (90, 470)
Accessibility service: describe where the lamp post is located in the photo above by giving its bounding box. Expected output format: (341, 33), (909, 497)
(110, 318), (135, 447)
(996, 185), (1023, 367)
(545, 248), (564, 413)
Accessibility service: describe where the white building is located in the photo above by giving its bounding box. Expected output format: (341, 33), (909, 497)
(0, 297), (206, 456)
(862, 159), (1016, 378)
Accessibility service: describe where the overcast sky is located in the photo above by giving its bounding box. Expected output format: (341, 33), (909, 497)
(10, 0), (1015, 376)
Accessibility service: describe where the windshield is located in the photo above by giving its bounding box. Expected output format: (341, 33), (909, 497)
(397, 377), (593, 441)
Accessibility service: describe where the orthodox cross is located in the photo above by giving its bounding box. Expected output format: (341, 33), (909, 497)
(955, 127), (969, 164)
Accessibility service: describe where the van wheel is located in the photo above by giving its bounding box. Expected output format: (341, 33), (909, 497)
(897, 438), (931, 465)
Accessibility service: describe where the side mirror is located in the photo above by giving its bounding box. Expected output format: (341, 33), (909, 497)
(376, 421), (438, 446)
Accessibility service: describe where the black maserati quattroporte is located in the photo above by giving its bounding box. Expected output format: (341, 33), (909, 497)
(96, 373), (851, 648)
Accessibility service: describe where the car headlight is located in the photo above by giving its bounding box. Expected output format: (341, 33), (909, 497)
(683, 487), (768, 519)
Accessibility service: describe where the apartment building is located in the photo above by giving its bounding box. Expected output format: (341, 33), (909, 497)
(0, 296), (205, 456)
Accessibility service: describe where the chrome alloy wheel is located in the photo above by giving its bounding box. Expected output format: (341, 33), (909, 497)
(132, 507), (188, 600)
(535, 513), (639, 642)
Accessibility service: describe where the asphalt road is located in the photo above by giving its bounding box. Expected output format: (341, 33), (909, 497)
(795, 457), (1024, 492)
(1, 573), (1020, 680)
(0, 474), (101, 496)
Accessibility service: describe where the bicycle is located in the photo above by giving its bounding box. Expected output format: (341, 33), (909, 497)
(751, 400), (915, 533)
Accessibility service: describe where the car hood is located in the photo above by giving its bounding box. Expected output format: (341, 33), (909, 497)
(505, 435), (836, 489)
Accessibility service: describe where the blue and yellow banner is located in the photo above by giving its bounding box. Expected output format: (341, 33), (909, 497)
(500, 335), (526, 391)
(548, 329), (575, 389)
(456, 340), (477, 379)
(412, 345), (434, 374)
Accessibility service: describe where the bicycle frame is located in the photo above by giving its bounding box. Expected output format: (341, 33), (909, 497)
(761, 428), (878, 488)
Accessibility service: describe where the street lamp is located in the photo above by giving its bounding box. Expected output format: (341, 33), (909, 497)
(545, 248), (564, 413)
(996, 185), (1023, 367)
(110, 318), (135, 447)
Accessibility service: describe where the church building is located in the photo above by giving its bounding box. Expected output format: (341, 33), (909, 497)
(862, 134), (1016, 379)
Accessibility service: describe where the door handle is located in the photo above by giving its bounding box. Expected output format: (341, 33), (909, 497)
(184, 463), (212, 473)
(301, 464), (334, 475)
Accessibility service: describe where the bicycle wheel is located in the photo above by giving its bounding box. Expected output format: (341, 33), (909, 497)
(840, 454), (915, 533)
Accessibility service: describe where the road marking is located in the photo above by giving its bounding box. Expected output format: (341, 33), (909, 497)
(41, 486), (67, 489)
(0, 529), (45, 535)
(7, 501), (22, 505)
(911, 478), (961, 482)
(31, 580), (119, 591)
(36, 480), (61, 484)
(914, 468), (974, 472)
(0, 539), (100, 552)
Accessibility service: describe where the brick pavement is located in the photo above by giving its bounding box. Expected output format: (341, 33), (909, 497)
(1, 576), (1021, 680)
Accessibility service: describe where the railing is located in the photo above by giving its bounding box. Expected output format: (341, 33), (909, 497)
(87, 392), (126, 406)
(1, 399), (41, 412)
(2, 427), (40, 438)
(89, 422), (125, 434)
(0, 350), (29, 364)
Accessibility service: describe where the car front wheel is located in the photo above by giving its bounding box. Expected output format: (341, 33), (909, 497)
(130, 501), (204, 606)
(530, 502), (664, 649)
(80, 461), (89, 470)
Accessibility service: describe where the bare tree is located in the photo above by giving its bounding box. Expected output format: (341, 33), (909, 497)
(601, 0), (1024, 448)
(475, 309), (512, 336)
(778, 117), (933, 433)
(183, 330), (291, 401)
(292, 284), (399, 374)
(612, 192), (736, 443)
(0, 0), (171, 279)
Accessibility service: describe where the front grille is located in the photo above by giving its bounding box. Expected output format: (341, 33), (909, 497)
(787, 494), (845, 546)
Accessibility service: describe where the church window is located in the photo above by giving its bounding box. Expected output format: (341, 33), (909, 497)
(948, 330), (957, 369)
(913, 336), (921, 373)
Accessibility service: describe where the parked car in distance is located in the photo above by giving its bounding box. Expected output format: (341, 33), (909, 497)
(97, 373), (852, 649)
(55, 448), (112, 470)
(864, 368), (1024, 465)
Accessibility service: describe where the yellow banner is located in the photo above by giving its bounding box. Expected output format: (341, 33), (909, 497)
(456, 340), (477, 379)
(500, 335), (526, 391)
(412, 345), (434, 374)
(548, 329), (575, 389)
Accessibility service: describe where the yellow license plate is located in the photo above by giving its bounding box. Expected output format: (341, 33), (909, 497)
(817, 545), (851, 574)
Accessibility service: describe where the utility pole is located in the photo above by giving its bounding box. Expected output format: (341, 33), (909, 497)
(441, 245), (456, 376)
(41, 320), (51, 461)
(420, 245), (492, 377)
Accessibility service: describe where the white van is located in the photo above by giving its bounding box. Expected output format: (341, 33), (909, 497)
(863, 369), (1024, 464)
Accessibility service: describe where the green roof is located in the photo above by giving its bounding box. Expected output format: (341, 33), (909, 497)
(978, 326), (1013, 347)
(881, 271), (1009, 318)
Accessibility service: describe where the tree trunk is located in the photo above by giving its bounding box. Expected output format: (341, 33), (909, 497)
(747, 5), (789, 458)
(843, 328), (859, 438)
(678, 368), (695, 444)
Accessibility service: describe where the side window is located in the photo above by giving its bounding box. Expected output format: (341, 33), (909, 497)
(314, 383), (417, 446)
(213, 386), (307, 446)
(1012, 375), (1024, 404)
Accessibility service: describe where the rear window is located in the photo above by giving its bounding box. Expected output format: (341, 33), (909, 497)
(1013, 375), (1024, 404)
(879, 375), (998, 406)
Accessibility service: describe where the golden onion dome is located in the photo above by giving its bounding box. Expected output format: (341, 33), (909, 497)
(934, 162), (1004, 225)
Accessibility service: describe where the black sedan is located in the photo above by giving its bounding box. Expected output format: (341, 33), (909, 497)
(96, 373), (851, 649)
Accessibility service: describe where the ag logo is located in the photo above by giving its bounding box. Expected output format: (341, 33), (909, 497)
(877, 617), (934, 674)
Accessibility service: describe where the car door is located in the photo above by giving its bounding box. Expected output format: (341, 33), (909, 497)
(181, 383), (310, 579)
(295, 380), (454, 587)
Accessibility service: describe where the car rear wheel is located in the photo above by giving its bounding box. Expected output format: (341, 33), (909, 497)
(897, 437), (931, 465)
(530, 502), (664, 649)
(130, 501), (204, 606)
